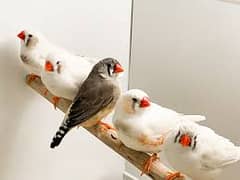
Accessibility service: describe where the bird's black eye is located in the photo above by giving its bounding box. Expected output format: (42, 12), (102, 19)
(107, 63), (112, 69)
(56, 61), (60, 65)
(107, 64), (112, 75)
(132, 98), (138, 102)
(28, 34), (33, 38)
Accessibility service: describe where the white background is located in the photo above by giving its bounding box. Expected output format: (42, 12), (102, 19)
(130, 0), (240, 179)
(0, 0), (131, 180)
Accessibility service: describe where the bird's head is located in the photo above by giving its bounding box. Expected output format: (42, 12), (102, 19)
(167, 121), (198, 150)
(17, 30), (39, 48)
(93, 58), (124, 79)
(44, 54), (63, 74)
(119, 89), (151, 114)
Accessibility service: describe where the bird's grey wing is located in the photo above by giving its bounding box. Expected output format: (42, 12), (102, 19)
(66, 80), (115, 127)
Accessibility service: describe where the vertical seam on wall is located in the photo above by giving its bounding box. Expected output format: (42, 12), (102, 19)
(127, 0), (134, 90)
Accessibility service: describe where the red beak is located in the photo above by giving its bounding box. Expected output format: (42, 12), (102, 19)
(179, 134), (192, 147)
(17, 31), (25, 40)
(45, 60), (54, 72)
(140, 97), (151, 108)
(113, 63), (124, 73)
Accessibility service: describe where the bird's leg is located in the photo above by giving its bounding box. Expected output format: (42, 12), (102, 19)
(52, 96), (60, 109)
(27, 73), (40, 84)
(165, 171), (184, 180)
(141, 153), (159, 176)
(97, 121), (116, 132)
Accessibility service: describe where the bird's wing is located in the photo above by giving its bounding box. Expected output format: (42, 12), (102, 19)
(66, 78), (115, 127)
(150, 105), (206, 123)
(199, 129), (240, 169)
(180, 115), (206, 122)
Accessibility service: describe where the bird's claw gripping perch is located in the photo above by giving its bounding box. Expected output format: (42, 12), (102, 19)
(98, 121), (116, 132)
(52, 96), (60, 109)
(43, 88), (48, 96)
(141, 153), (159, 176)
(27, 73), (40, 84)
(165, 171), (184, 180)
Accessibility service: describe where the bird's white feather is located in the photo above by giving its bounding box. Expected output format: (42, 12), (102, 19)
(41, 53), (97, 100)
(164, 120), (240, 180)
(19, 30), (57, 76)
(113, 89), (206, 153)
(180, 115), (206, 122)
(18, 30), (100, 77)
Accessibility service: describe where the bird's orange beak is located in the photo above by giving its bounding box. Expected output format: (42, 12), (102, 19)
(140, 97), (151, 108)
(179, 134), (192, 147)
(113, 63), (124, 73)
(17, 31), (25, 40)
(45, 60), (54, 72)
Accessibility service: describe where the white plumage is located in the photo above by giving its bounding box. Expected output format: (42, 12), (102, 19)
(113, 89), (206, 176)
(113, 89), (206, 153)
(18, 29), (99, 78)
(163, 120), (240, 180)
(18, 30), (56, 76)
(41, 52), (98, 100)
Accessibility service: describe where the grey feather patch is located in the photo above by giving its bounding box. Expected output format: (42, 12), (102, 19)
(65, 58), (121, 128)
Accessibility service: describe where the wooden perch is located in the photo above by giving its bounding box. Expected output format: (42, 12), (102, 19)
(26, 75), (184, 180)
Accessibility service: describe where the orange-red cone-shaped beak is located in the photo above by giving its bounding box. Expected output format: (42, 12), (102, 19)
(140, 97), (151, 108)
(179, 134), (192, 147)
(45, 60), (54, 72)
(17, 31), (25, 40)
(113, 63), (124, 73)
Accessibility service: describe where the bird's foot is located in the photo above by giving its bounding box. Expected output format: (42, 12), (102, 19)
(42, 88), (48, 96)
(98, 121), (116, 132)
(165, 171), (184, 180)
(52, 96), (60, 109)
(27, 73), (40, 84)
(141, 153), (159, 176)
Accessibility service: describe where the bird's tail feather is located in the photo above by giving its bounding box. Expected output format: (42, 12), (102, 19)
(50, 123), (70, 149)
(181, 115), (206, 122)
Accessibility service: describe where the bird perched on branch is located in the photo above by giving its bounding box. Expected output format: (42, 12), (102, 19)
(17, 29), (99, 85)
(50, 58), (124, 148)
(112, 89), (206, 179)
(163, 120), (240, 180)
(17, 30), (55, 84)
(41, 53), (99, 108)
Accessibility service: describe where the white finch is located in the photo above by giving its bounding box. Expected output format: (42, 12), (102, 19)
(163, 120), (240, 180)
(17, 30), (53, 83)
(112, 89), (206, 178)
(50, 58), (124, 148)
(41, 53), (97, 108)
(17, 29), (99, 84)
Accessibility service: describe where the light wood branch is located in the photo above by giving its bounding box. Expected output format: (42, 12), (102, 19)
(26, 75), (184, 180)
